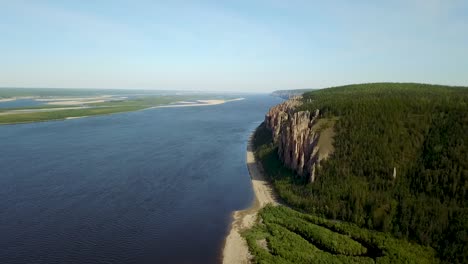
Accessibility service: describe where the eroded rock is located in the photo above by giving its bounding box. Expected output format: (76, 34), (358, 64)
(265, 96), (323, 183)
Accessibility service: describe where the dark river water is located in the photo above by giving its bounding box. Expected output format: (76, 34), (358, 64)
(0, 95), (282, 264)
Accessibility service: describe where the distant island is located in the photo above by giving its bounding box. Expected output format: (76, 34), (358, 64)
(0, 88), (243, 125)
(225, 83), (467, 263)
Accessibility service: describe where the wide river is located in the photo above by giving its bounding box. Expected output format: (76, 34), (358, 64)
(0, 95), (282, 264)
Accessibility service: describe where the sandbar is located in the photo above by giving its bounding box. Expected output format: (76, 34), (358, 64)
(156, 98), (245, 108)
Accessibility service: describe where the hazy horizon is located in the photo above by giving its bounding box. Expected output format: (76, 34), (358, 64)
(2, 81), (467, 94)
(0, 86), (271, 94)
(1, 0), (467, 92)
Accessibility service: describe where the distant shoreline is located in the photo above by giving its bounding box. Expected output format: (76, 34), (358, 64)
(0, 97), (245, 125)
(222, 131), (279, 264)
(153, 98), (244, 108)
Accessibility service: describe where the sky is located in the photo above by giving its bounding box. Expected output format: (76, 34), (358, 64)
(1, 0), (467, 92)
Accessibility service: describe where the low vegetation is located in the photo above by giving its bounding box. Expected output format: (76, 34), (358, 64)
(0, 105), (143, 124)
(0, 95), (217, 124)
(244, 206), (438, 263)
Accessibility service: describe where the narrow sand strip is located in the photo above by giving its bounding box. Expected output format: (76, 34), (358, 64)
(65, 116), (88, 120)
(0, 106), (89, 116)
(36, 95), (113, 102)
(47, 100), (106, 105)
(222, 134), (279, 264)
(156, 98), (245, 108)
(0, 96), (36, 102)
(0, 98), (16, 102)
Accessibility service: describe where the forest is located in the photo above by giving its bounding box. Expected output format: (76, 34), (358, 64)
(244, 205), (438, 263)
(253, 83), (467, 263)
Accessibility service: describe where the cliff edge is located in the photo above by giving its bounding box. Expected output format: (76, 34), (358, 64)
(264, 96), (334, 182)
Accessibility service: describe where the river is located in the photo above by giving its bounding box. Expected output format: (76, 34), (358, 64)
(0, 95), (281, 264)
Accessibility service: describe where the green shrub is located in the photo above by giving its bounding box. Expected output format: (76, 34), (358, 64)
(244, 205), (439, 263)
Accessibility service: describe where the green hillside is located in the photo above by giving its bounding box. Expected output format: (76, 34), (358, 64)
(245, 206), (438, 263)
(253, 83), (468, 263)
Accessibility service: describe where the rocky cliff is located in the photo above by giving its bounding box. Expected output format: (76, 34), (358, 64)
(265, 96), (324, 183)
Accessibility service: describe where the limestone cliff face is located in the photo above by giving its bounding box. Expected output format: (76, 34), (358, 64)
(265, 96), (322, 183)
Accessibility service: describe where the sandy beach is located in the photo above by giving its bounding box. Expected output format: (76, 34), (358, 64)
(0, 106), (89, 116)
(156, 98), (245, 108)
(47, 100), (106, 105)
(33, 96), (113, 105)
(222, 133), (279, 264)
(0, 98), (16, 102)
(0, 97), (246, 124)
(36, 95), (112, 101)
(65, 116), (88, 120)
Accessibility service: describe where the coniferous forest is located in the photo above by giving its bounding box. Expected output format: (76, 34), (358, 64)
(252, 83), (468, 263)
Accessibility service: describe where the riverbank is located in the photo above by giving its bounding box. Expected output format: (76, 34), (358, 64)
(155, 98), (244, 108)
(222, 132), (279, 264)
(0, 97), (245, 125)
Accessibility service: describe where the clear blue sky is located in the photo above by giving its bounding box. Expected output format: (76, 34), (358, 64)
(1, 0), (467, 92)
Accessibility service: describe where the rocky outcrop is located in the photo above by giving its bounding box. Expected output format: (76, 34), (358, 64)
(265, 96), (302, 141)
(265, 96), (323, 183)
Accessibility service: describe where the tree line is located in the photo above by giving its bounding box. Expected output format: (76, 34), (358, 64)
(256, 83), (468, 263)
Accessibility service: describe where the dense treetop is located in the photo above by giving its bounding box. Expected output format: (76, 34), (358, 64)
(257, 83), (468, 263)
